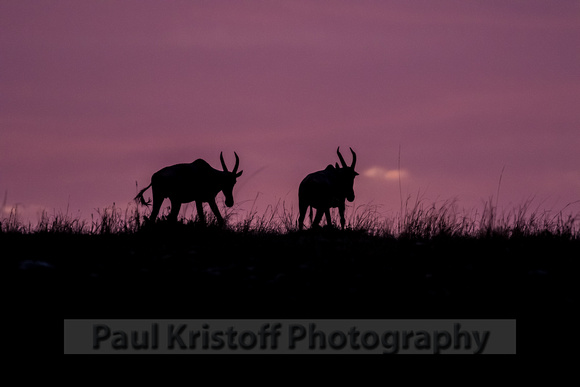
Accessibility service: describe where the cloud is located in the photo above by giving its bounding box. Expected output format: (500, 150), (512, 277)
(363, 166), (409, 181)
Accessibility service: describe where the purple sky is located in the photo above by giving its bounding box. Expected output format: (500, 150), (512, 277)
(2, 1), (579, 226)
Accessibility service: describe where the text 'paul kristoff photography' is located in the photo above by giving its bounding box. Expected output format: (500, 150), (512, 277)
(64, 319), (516, 355)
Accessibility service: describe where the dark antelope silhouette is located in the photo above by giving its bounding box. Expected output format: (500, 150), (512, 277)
(135, 152), (243, 225)
(298, 147), (358, 230)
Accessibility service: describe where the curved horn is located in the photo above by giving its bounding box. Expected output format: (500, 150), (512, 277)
(337, 147), (347, 168)
(233, 152), (240, 174)
(350, 147), (357, 169)
(220, 152), (229, 172)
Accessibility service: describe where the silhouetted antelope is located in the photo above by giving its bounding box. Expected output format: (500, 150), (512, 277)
(135, 152), (243, 225)
(298, 147), (358, 230)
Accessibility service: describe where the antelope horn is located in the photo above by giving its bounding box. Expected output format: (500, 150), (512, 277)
(350, 147), (357, 169)
(220, 152), (229, 172)
(232, 152), (240, 174)
(337, 147), (347, 168)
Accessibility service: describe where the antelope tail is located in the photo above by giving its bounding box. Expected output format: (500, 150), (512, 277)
(134, 183), (152, 206)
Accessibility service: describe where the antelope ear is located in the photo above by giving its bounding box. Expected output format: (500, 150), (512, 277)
(354, 172), (359, 176)
(236, 170), (244, 178)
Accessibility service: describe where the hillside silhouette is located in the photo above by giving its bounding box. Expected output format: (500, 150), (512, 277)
(4, 198), (578, 357)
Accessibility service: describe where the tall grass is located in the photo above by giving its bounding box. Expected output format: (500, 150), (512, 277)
(0, 203), (143, 235)
(1, 196), (578, 239)
(390, 195), (579, 239)
(395, 196), (472, 238)
(223, 195), (298, 234)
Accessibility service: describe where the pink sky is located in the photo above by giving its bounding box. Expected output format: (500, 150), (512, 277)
(1, 1), (579, 226)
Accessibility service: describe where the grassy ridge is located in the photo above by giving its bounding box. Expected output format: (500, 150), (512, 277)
(5, 200), (578, 320)
(5, 200), (578, 356)
(2, 196), (578, 237)
(8, 223), (577, 316)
